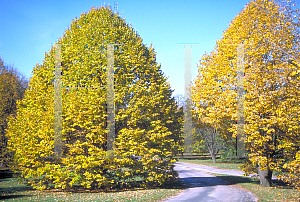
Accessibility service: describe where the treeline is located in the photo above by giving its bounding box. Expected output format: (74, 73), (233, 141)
(0, 56), (28, 168)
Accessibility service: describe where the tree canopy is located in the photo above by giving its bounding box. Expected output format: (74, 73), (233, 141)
(0, 56), (28, 168)
(190, 0), (300, 187)
(6, 6), (183, 191)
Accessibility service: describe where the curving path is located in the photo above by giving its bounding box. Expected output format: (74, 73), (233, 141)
(162, 162), (258, 202)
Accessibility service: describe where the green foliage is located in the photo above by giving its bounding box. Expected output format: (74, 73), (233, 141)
(219, 138), (236, 160)
(6, 6), (183, 191)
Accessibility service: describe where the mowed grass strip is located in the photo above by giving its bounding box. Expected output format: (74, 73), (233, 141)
(178, 158), (244, 170)
(213, 174), (300, 202)
(0, 177), (185, 202)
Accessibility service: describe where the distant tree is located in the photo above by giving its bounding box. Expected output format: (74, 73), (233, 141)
(192, 112), (227, 163)
(173, 94), (185, 109)
(0, 56), (28, 168)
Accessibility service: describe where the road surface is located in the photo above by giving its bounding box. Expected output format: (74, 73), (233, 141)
(162, 162), (258, 202)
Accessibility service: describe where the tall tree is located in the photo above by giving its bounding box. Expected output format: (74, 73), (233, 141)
(190, 49), (234, 163)
(191, 0), (300, 187)
(262, 0), (300, 190)
(6, 6), (183, 191)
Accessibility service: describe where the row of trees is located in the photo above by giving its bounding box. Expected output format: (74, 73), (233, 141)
(0, 56), (28, 168)
(3, 0), (299, 191)
(190, 0), (300, 188)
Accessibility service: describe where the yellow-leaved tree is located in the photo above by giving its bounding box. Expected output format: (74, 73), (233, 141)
(0, 56), (28, 168)
(6, 6), (183, 191)
(191, 0), (300, 187)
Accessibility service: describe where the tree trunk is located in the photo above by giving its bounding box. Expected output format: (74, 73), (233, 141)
(257, 163), (272, 187)
(211, 153), (216, 163)
(209, 150), (217, 163)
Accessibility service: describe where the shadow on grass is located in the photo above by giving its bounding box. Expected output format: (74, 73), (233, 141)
(175, 156), (213, 160)
(0, 176), (34, 201)
(0, 178), (34, 192)
(216, 175), (293, 189)
(0, 170), (14, 181)
(215, 175), (259, 185)
(0, 194), (33, 200)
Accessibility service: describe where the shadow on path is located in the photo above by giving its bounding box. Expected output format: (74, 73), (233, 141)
(162, 162), (258, 202)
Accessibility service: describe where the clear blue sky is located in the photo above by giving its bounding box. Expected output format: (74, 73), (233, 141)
(0, 0), (251, 97)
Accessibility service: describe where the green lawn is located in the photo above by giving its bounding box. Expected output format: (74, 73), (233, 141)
(214, 174), (300, 202)
(0, 177), (184, 202)
(2, 159), (299, 201)
(178, 158), (244, 170)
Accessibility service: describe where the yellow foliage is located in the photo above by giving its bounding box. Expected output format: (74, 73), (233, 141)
(6, 6), (183, 191)
(191, 0), (300, 187)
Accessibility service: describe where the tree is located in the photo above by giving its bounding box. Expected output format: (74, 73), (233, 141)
(195, 127), (224, 163)
(6, 5), (184, 191)
(174, 94), (208, 156)
(0, 56), (28, 168)
(190, 0), (300, 187)
(190, 48), (234, 163)
(259, 0), (300, 190)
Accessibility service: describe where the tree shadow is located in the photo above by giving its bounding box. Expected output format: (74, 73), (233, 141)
(178, 176), (231, 188)
(177, 156), (213, 160)
(0, 170), (14, 180)
(215, 175), (259, 186)
(0, 194), (33, 200)
(0, 180), (34, 193)
(0, 177), (34, 200)
(176, 167), (259, 189)
(215, 175), (293, 189)
(0, 169), (22, 181)
(0, 170), (34, 200)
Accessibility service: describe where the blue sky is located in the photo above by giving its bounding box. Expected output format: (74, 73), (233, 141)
(0, 0), (251, 96)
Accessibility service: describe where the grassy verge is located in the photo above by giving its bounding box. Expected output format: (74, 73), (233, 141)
(0, 177), (185, 202)
(178, 158), (244, 170)
(212, 173), (299, 202)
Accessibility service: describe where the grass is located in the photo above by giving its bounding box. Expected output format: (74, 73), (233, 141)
(0, 173), (185, 202)
(2, 158), (299, 201)
(178, 157), (244, 170)
(213, 173), (300, 202)
(177, 157), (300, 202)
